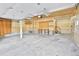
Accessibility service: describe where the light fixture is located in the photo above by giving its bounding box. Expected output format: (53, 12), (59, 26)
(38, 15), (41, 18)
(37, 3), (40, 5)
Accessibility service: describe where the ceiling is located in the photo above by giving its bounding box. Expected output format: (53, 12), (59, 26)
(0, 3), (75, 20)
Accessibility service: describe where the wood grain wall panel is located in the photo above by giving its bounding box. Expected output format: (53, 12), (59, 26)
(23, 20), (32, 32)
(3, 20), (11, 35)
(0, 20), (1, 36)
(56, 19), (72, 33)
(8, 20), (11, 34)
(0, 19), (12, 37)
(3, 20), (6, 34)
(12, 21), (20, 33)
(39, 22), (49, 29)
(49, 20), (55, 31)
(0, 20), (4, 36)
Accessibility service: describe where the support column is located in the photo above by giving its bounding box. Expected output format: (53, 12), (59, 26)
(20, 21), (23, 39)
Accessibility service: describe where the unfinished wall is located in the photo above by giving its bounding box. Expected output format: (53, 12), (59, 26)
(0, 20), (4, 37)
(25, 15), (74, 34)
(55, 16), (73, 34)
(23, 20), (33, 33)
(0, 18), (12, 37)
(49, 19), (55, 31)
(11, 20), (20, 33)
(33, 20), (39, 33)
(34, 17), (55, 34)
(39, 21), (49, 29)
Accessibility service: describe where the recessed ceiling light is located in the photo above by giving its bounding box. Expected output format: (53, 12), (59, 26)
(38, 15), (41, 18)
(8, 7), (13, 9)
(43, 8), (46, 10)
(37, 3), (40, 5)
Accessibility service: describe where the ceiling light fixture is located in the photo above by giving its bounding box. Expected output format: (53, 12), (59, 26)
(37, 3), (40, 5)
(38, 15), (41, 18)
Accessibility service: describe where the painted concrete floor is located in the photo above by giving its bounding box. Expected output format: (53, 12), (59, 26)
(0, 34), (79, 56)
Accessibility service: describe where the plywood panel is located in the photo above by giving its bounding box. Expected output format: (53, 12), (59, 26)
(57, 19), (72, 33)
(4, 20), (11, 34)
(0, 19), (12, 37)
(39, 22), (49, 29)
(49, 20), (55, 31)
(23, 20), (32, 32)
(33, 22), (39, 30)
(12, 21), (20, 33)
(0, 20), (4, 36)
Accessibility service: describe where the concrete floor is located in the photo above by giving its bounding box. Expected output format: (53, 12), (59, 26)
(0, 33), (79, 56)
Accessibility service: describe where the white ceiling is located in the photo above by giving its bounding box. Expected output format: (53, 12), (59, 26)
(0, 3), (75, 20)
